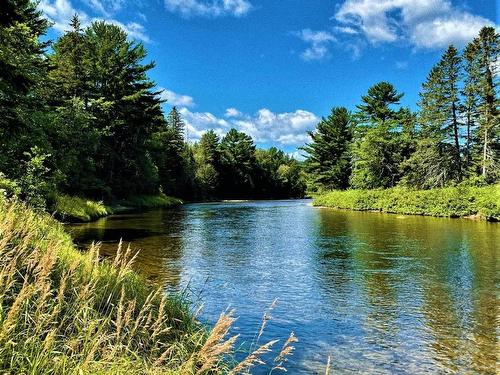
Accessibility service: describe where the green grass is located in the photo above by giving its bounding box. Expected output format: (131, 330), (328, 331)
(313, 184), (500, 220)
(52, 194), (112, 222)
(0, 198), (288, 374)
(0, 198), (233, 374)
(52, 193), (183, 223)
(115, 193), (183, 210)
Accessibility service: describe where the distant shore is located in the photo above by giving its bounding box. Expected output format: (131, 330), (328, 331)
(313, 184), (500, 222)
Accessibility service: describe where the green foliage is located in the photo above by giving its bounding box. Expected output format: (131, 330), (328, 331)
(313, 184), (500, 220)
(0, 199), (229, 374)
(350, 83), (414, 189)
(0, 173), (20, 198)
(116, 194), (183, 210)
(302, 107), (352, 191)
(18, 147), (52, 210)
(52, 194), (111, 222)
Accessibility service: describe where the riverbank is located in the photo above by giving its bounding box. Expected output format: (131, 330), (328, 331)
(52, 193), (183, 222)
(0, 198), (261, 374)
(313, 184), (500, 221)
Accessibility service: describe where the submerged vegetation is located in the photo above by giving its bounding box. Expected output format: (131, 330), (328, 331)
(313, 184), (500, 220)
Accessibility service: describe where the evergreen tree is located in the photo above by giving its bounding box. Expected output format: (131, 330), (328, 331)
(0, 0), (49, 176)
(405, 48), (464, 188)
(468, 27), (499, 181)
(351, 83), (404, 188)
(219, 129), (257, 198)
(356, 81), (404, 124)
(462, 42), (481, 173)
(301, 107), (352, 191)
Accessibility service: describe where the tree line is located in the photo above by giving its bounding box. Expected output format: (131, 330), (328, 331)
(303, 27), (499, 192)
(0, 1), (305, 208)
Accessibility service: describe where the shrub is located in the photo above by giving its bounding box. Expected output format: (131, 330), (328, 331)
(313, 184), (500, 220)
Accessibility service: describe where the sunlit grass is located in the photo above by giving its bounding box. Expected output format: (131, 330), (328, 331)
(52, 194), (111, 222)
(313, 184), (500, 220)
(0, 198), (292, 374)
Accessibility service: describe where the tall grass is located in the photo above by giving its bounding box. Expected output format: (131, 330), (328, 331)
(52, 194), (111, 222)
(313, 184), (500, 220)
(115, 194), (183, 210)
(0, 198), (290, 374)
(52, 193), (183, 223)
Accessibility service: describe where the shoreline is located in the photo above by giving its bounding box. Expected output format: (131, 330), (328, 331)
(312, 185), (500, 222)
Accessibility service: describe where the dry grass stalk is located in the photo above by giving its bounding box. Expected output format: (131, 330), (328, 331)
(229, 339), (279, 374)
(325, 355), (332, 375)
(257, 298), (278, 343)
(272, 332), (298, 372)
(196, 310), (239, 374)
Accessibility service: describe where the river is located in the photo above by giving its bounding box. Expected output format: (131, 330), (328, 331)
(69, 199), (499, 374)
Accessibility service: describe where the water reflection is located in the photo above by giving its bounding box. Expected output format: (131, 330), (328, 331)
(69, 201), (499, 374)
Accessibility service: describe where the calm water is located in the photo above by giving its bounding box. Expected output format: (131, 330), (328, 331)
(69, 200), (499, 374)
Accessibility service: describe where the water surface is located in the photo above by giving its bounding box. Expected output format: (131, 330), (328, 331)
(70, 200), (499, 374)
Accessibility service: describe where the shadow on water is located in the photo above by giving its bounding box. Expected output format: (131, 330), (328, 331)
(69, 200), (499, 374)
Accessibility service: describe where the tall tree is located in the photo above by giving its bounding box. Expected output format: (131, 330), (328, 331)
(462, 42), (481, 173)
(406, 48), (464, 188)
(351, 82), (405, 188)
(301, 107), (352, 191)
(467, 27), (499, 181)
(356, 81), (404, 124)
(440, 45), (463, 180)
(0, 0), (49, 176)
(219, 129), (257, 198)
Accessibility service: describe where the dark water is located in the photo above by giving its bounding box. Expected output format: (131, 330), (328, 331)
(69, 200), (499, 374)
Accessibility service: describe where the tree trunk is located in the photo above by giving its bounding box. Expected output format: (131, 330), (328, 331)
(452, 101), (462, 181)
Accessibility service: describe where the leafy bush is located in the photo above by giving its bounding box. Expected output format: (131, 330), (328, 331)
(115, 193), (183, 210)
(313, 184), (500, 220)
(52, 194), (111, 222)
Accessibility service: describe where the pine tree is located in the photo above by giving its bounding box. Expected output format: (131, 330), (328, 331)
(470, 27), (499, 181)
(0, 0), (49, 175)
(301, 107), (352, 191)
(406, 47), (464, 187)
(356, 81), (404, 124)
(219, 129), (257, 198)
(351, 82), (404, 188)
(462, 42), (481, 173)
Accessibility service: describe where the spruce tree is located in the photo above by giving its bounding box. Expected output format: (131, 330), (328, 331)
(351, 82), (404, 188)
(301, 107), (352, 191)
(469, 27), (499, 181)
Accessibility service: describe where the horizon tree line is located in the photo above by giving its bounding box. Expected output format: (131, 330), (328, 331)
(302, 26), (499, 192)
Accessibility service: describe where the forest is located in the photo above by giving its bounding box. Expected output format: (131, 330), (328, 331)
(1, 2), (498, 220)
(303, 28), (499, 192)
(0, 1), (305, 215)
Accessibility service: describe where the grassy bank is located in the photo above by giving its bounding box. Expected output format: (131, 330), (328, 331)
(0, 198), (285, 374)
(313, 184), (500, 221)
(52, 193), (183, 222)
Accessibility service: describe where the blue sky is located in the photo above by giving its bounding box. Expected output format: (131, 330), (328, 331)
(39, 0), (497, 154)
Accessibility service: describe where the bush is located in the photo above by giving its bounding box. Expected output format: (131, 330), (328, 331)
(52, 194), (111, 222)
(115, 193), (183, 210)
(313, 184), (500, 220)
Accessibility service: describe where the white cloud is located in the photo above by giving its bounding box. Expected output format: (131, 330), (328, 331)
(225, 108), (243, 117)
(334, 0), (495, 49)
(83, 0), (125, 16)
(164, 0), (253, 18)
(39, 0), (150, 42)
(295, 29), (336, 61)
(179, 106), (318, 147)
(159, 88), (196, 107)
